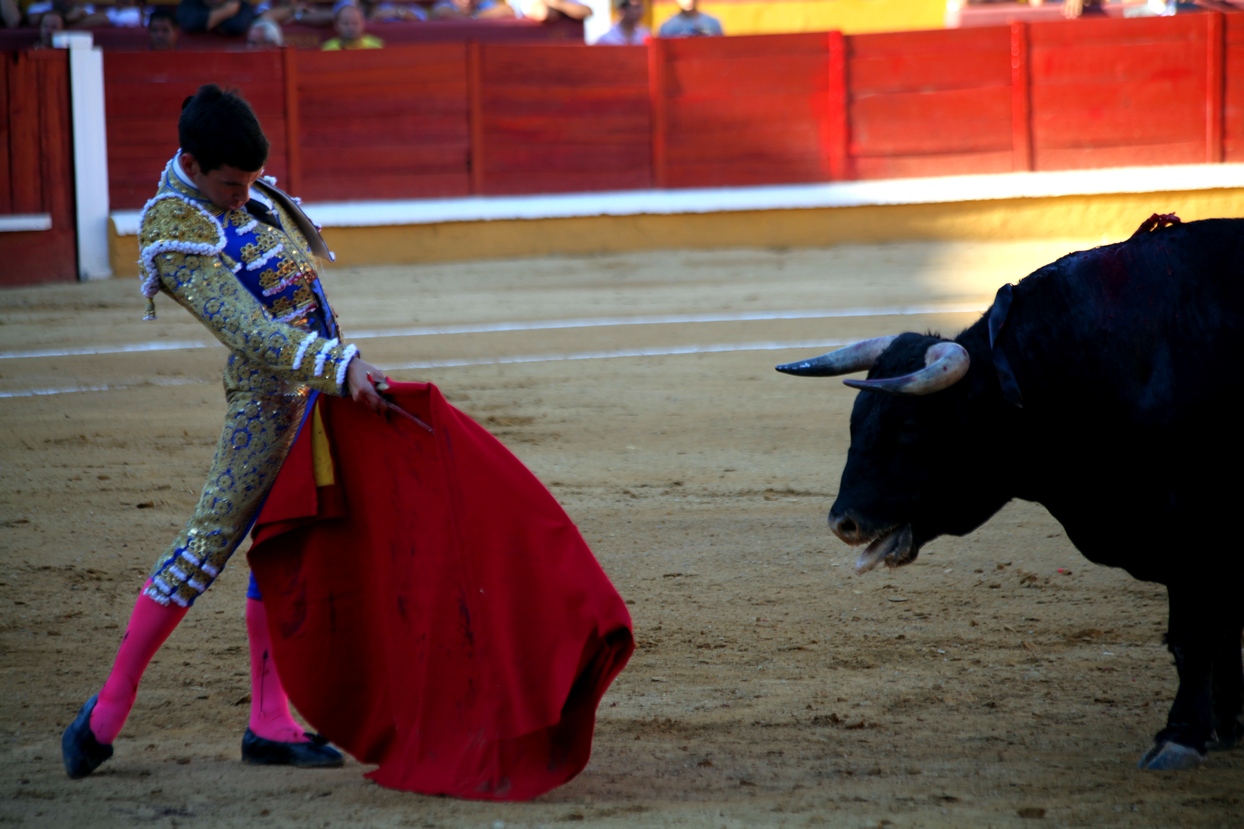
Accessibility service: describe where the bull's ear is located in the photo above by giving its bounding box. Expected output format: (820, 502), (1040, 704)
(775, 336), (897, 377)
(843, 341), (969, 395)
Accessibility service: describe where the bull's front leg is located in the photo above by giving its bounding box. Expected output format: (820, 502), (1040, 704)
(1139, 586), (1214, 770)
(1208, 616), (1244, 751)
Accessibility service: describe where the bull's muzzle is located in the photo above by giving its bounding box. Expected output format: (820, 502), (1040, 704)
(828, 509), (869, 545)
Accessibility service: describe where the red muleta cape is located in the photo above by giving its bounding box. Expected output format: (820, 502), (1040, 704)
(249, 382), (634, 800)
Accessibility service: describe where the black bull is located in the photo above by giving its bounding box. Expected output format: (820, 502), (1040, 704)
(777, 216), (1244, 771)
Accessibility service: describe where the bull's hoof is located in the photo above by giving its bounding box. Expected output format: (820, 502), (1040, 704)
(1137, 741), (1207, 770)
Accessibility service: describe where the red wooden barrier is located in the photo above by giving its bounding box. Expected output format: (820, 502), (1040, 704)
(1028, 15), (1212, 170)
(104, 51), (289, 210)
(1011, 22), (1033, 172)
(654, 33), (832, 188)
(81, 13), (1241, 212)
(0, 50), (76, 286)
(648, 38), (668, 189)
(475, 43), (651, 195)
(825, 30), (850, 181)
(848, 26), (1014, 180)
(1225, 14), (1244, 162)
(292, 45), (471, 202)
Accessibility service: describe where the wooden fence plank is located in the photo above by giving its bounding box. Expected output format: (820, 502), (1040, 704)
(664, 32), (827, 61)
(1029, 13), (1204, 47)
(1029, 40), (1206, 84)
(666, 55), (828, 98)
(303, 173), (469, 202)
(1206, 12), (1224, 163)
(283, 46), (302, 198)
(846, 26), (1010, 59)
(291, 43), (470, 202)
(38, 50), (74, 226)
(8, 53), (42, 214)
(468, 41), (485, 195)
(1225, 15), (1244, 162)
(668, 92), (827, 130)
(0, 55), (10, 215)
(659, 34), (830, 188)
(1035, 141), (1205, 170)
(849, 51), (1010, 95)
(474, 42), (649, 195)
(486, 169), (652, 195)
(1011, 21), (1033, 172)
(855, 150), (1014, 180)
(1031, 83), (1206, 147)
(0, 50), (76, 285)
(851, 87), (1012, 156)
(845, 26), (1013, 182)
(649, 38), (668, 189)
(826, 30), (850, 182)
(484, 115), (650, 143)
(295, 44), (467, 80)
(302, 144), (469, 173)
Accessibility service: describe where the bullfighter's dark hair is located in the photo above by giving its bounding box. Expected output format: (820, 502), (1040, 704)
(178, 85), (268, 174)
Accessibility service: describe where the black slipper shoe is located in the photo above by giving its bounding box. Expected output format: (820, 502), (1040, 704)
(62, 696), (114, 779)
(241, 729), (344, 768)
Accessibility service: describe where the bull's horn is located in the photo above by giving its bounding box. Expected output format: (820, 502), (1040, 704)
(775, 335), (897, 377)
(844, 341), (969, 396)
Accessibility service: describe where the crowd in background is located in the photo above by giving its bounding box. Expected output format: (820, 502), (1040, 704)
(0, 0), (726, 47)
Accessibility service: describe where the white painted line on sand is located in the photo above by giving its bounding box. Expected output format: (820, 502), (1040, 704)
(0, 377), (202, 399)
(0, 303), (983, 361)
(383, 339), (853, 370)
(2, 340), (220, 360)
(0, 339), (851, 399)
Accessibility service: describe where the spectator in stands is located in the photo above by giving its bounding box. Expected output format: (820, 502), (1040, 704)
(3, 0), (22, 27)
(516, 0), (591, 22)
(1061, 0), (1108, 17)
(430, 0), (515, 20)
(148, 6), (180, 47)
(595, 0), (646, 43)
(321, 1), (383, 47)
(362, 0), (426, 21)
(104, 0), (144, 27)
(656, 0), (720, 37)
(247, 16), (283, 44)
(177, 0), (256, 36)
(36, 7), (62, 42)
(25, 0), (107, 28)
(260, 0), (334, 27)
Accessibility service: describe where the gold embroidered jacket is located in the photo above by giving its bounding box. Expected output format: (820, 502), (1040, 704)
(137, 157), (359, 395)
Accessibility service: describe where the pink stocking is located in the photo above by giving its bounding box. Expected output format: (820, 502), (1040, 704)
(90, 590), (188, 745)
(246, 597), (309, 743)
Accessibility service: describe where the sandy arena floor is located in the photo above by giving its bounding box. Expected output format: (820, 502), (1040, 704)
(2, 240), (1242, 828)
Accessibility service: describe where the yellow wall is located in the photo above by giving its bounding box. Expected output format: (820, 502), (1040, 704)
(110, 188), (1244, 277)
(649, 0), (947, 36)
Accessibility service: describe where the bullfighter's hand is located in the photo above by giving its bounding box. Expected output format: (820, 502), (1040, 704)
(345, 356), (392, 418)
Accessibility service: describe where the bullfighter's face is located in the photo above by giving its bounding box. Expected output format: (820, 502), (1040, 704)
(181, 155), (264, 213)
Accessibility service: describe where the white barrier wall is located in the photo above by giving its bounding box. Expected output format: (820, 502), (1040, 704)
(55, 30), (112, 280)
